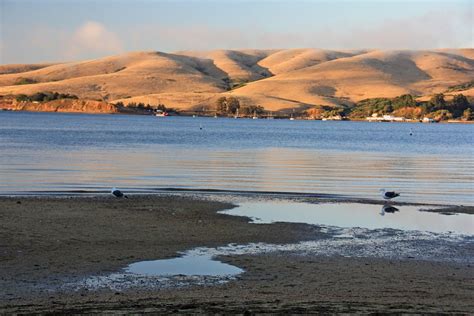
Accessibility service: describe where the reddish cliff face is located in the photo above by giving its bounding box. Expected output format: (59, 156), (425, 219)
(0, 98), (119, 113)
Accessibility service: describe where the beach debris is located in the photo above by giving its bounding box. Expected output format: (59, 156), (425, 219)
(380, 204), (399, 216)
(380, 189), (400, 200)
(111, 187), (128, 198)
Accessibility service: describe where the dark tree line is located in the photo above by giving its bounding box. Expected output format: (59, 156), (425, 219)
(216, 96), (240, 115)
(350, 93), (472, 120)
(215, 96), (264, 116)
(114, 101), (170, 112)
(15, 91), (78, 102)
(423, 93), (470, 118)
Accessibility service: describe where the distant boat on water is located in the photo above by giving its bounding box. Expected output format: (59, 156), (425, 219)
(289, 110), (295, 120)
(155, 110), (169, 117)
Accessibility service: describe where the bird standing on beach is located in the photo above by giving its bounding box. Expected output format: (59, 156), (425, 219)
(380, 189), (400, 200)
(111, 187), (128, 198)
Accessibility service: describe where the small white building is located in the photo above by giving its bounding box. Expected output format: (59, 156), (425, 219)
(366, 114), (406, 122)
(323, 115), (343, 121)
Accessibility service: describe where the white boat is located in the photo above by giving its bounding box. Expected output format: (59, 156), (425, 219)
(155, 110), (169, 117)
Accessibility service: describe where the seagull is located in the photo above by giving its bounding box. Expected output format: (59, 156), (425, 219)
(380, 204), (399, 216)
(380, 189), (400, 200)
(111, 187), (128, 198)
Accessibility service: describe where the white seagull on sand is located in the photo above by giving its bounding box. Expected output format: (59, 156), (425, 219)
(380, 189), (400, 200)
(111, 187), (128, 198)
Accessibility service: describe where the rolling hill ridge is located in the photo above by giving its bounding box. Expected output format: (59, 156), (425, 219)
(0, 48), (473, 112)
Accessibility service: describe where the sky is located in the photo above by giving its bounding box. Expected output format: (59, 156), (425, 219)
(0, 0), (472, 64)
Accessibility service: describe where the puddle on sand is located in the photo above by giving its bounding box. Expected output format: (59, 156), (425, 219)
(126, 254), (243, 276)
(221, 202), (474, 235)
(68, 254), (243, 292)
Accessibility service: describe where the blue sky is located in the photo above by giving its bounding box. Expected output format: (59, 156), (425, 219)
(1, 0), (472, 63)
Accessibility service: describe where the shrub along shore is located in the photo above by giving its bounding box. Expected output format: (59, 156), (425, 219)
(1, 91), (473, 122)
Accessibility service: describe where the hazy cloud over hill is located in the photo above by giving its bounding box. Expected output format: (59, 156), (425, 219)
(0, 0), (472, 63)
(65, 21), (124, 59)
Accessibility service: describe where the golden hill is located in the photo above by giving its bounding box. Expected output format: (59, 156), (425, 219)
(0, 49), (472, 111)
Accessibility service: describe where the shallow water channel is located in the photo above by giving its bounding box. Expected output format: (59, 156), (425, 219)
(71, 201), (473, 291)
(221, 201), (474, 235)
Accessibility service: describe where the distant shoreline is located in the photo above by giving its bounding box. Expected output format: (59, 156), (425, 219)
(1, 108), (473, 123)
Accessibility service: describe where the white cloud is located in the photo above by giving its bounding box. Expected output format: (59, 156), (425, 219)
(65, 21), (123, 59)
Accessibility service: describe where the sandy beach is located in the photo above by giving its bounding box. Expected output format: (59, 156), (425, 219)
(2, 1), (473, 314)
(1, 194), (473, 314)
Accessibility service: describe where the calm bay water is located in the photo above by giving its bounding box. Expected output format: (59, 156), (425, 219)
(0, 111), (473, 205)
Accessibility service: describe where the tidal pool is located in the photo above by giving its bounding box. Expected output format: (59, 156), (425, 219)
(221, 202), (474, 235)
(71, 254), (244, 292)
(125, 254), (244, 276)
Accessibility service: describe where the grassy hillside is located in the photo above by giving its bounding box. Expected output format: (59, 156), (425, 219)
(0, 49), (472, 112)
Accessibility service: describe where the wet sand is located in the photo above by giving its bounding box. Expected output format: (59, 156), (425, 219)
(420, 205), (474, 215)
(1, 195), (473, 313)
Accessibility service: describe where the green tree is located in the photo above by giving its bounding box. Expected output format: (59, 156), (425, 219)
(216, 96), (227, 114)
(30, 92), (47, 102)
(14, 77), (37, 85)
(430, 109), (453, 121)
(15, 94), (30, 102)
(242, 105), (264, 115)
(226, 97), (240, 114)
(215, 96), (240, 115)
(462, 108), (473, 121)
(350, 97), (392, 117)
(449, 94), (470, 118)
(429, 93), (446, 110)
(156, 104), (167, 111)
(392, 94), (416, 110)
(323, 107), (345, 118)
